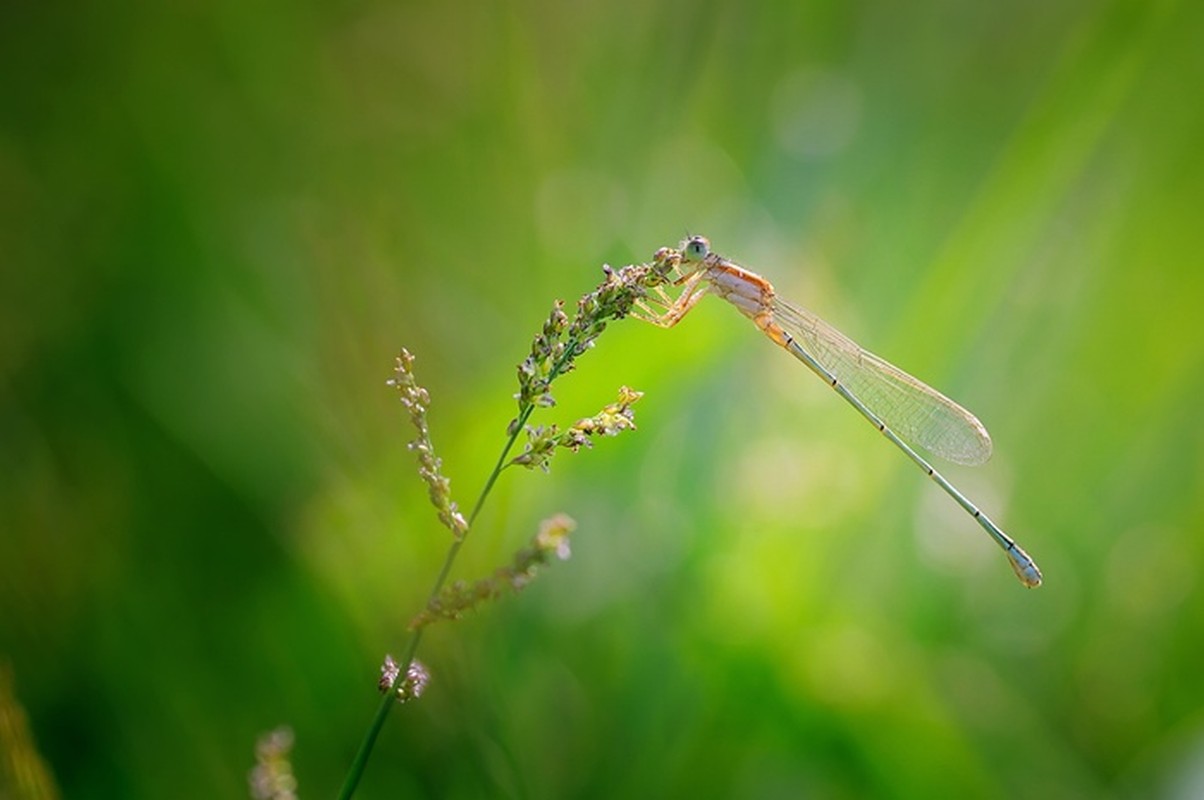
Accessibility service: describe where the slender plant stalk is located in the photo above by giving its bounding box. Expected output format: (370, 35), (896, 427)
(338, 249), (676, 797)
(337, 347), (576, 799)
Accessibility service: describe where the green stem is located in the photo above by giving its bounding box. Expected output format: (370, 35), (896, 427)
(337, 342), (579, 799)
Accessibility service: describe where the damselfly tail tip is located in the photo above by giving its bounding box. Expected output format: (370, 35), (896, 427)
(1008, 547), (1043, 588)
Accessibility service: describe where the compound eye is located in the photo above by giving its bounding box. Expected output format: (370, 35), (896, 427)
(683, 236), (710, 262)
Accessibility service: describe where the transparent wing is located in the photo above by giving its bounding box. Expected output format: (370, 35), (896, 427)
(772, 296), (992, 465)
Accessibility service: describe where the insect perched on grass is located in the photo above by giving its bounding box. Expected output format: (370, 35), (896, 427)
(636, 236), (1042, 588)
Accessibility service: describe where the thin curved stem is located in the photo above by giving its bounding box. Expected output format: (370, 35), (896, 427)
(337, 344), (578, 799)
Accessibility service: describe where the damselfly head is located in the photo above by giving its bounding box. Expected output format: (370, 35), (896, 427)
(682, 235), (710, 262)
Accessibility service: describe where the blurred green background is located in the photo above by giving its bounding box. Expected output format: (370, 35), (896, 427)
(3, 0), (1203, 797)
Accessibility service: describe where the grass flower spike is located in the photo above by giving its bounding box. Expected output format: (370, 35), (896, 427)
(388, 349), (468, 539)
(341, 247), (675, 798)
